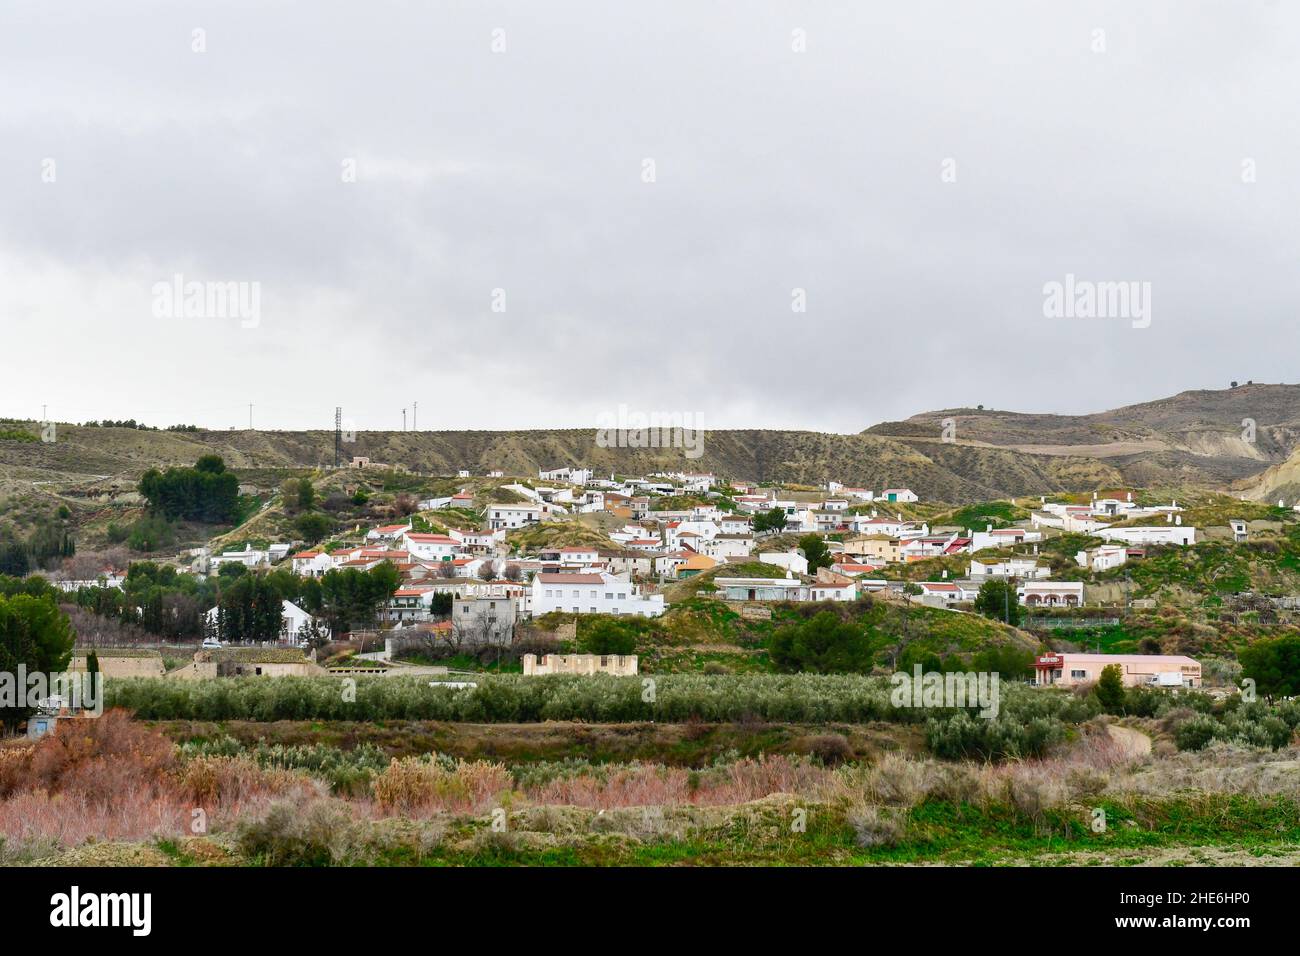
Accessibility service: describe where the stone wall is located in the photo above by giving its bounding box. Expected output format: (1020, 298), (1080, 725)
(71, 654), (166, 679)
(523, 653), (638, 676)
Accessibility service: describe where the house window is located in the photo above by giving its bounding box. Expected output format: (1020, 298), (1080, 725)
(1071, 670), (1087, 679)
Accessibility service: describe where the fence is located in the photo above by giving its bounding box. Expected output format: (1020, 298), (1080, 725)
(1023, 617), (1120, 629)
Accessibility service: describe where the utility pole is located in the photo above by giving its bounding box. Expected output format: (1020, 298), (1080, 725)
(334, 407), (343, 468)
(402, 408), (407, 431)
(413, 401), (418, 431)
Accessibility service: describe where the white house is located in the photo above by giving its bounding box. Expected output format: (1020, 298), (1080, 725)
(914, 581), (979, 607)
(384, 586), (438, 624)
(719, 515), (753, 535)
(402, 532), (461, 562)
(714, 575), (810, 602)
(487, 503), (544, 530)
(206, 599), (325, 641)
(1062, 512), (1110, 534)
(850, 513), (929, 538)
(530, 572), (665, 618)
(209, 547), (270, 573)
(449, 528), (504, 552)
(879, 488), (918, 503)
(759, 551), (810, 576)
(809, 580), (858, 602)
(539, 466), (593, 485)
(367, 523), (412, 542)
(665, 520), (719, 550)
(969, 526), (1044, 551)
(900, 534), (970, 561)
(969, 557), (1051, 580)
(1076, 544), (1128, 572)
(1018, 581), (1085, 607)
(556, 546), (601, 566)
(1097, 526), (1197, 547)
(700, 534), (755, 560)
(54, 569), (126, 592)
(291, 550), (334, 577)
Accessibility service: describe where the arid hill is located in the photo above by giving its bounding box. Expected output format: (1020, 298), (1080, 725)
(3, 383), (1298, 504)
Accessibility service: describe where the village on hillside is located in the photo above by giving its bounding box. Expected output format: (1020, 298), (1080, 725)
(41, 452), (1300, 695)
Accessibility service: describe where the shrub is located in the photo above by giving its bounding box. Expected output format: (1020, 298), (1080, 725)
(237, 799), (357, 866)
(768, 611), (872, 673)
(847, 804), (907, 848)
(926, 713), (1066, 760)
(372, 756), (510, 814)
(803, 734), (853, 766)
(1094, 664), (1125, 714)
(1173, 714), (1220, 752)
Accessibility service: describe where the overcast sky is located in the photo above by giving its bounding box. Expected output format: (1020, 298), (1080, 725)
(1, 1), (1297, 434)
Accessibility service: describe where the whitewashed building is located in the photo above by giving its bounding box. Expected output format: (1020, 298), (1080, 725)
(530, 572), (665, 618)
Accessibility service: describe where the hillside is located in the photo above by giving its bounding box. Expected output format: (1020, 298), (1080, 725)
(4, 383), (1300, 511)
(866, 383), (1300, 486)
(0, 421), (1171, 508)
(1238, 443), (1300, 504)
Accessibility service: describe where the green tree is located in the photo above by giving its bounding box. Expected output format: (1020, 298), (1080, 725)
(294, 511), (333, 544)
(769, 610), (872, 673)
(216, 573), (284, 643)
(319, 563), (401, 634)
(577, 618), (638, 656)
(0, 590), (76, 730)
(970, 644), (1035, 681)
(973, 579), (1021, 627)
(139, 456), (239, 523)
(1094, 663), (1126, 714)
(0, 536), (30, 577)
(798, 534), (833, 573)
(753, 507), (788, 534)
(127, 514), (175, 552)
(1239, 633), (1300, 699)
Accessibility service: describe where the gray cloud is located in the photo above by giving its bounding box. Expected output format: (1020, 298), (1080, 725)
(1, 0), (1296, 433)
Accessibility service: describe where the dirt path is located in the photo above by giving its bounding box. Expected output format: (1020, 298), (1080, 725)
(1107, 724), (1153, 758)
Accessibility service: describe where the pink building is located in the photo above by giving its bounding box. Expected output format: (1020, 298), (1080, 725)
(1033, 653), (1200, 689)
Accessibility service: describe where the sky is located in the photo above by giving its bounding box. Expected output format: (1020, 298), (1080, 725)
(1, 0), (1297, 435)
